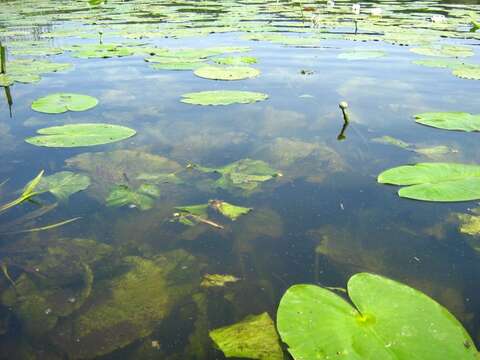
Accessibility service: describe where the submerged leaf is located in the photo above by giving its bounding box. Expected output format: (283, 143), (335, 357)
(209, 200), (252, 220)
(378, 163), (480, 202)
(181, 90), (268, 106)
(201, 274), (240, 287)
(31, 93), (98, 114)
(277, 273), (477, 360)
(25, 124), (136, 148)
(106, 184), (160, 210)
(37, 171), (90, 200)
(209, 312), (283, 360)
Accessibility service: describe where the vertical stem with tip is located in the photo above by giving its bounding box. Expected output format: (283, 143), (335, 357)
(0, 42), (6, 74)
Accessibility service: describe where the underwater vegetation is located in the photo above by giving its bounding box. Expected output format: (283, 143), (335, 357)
(1, 0), (480, 358)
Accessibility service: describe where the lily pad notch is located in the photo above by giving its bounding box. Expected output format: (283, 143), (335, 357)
(31, 93), (98, 114)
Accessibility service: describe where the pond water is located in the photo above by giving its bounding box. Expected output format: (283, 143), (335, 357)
(1, 0), (480, 358)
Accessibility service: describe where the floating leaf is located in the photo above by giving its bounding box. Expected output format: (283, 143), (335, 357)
(372, 135), (410, 149)
(31, 93), (98, 114)
(410, 45), (474, 58)
(338, 50), (386, 60)
(452, 64), (480, 80)
(412, 58), (465, 69)
(212, 56), (257, 65)
(106, 184), (160, 210)
(277, 273), (477, 360)
(209, 200), (252, 220)
(37, 171), (90, 200)
(209, 312), (283, 360)
(194, 66), (260, 81)
(457, 212), (480, 236)
(69, 44), (134, 58)
(378, 163), (480, 202)
(181, 90), (268, 106)
(25, 124), (136, 148)
(201, 274), (240, 287)
(415, 112), (480, 132)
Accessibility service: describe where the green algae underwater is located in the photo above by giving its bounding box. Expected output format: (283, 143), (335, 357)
(1, 0), (480, 358)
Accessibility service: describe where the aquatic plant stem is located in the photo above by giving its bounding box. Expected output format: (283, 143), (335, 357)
(0, 43), (6, 74)
(339, 101), (350, 124)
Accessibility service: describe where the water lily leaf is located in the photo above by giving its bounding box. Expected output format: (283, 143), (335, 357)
(25, 124), (136, 148)
(31, 93), (98, 114)
(0, 59), (72, 86)
(378, 163), (480, 202)
(452, 64), (480, 80)
(209, 200), (252, 220)
(338, 50), (386, 60)
(413, 58), (465, 69)
(194, 65), (260, 80)
(277, 273), (477, 360)
(410, 45), (474, 58)
(209, 312), (283, 360)
(37, 171), (90, 200)
(201, 274), (240, 288)
(181, 90), (268, 106)
(191, 159), (280, 193)
(415, 112), (480, 132)
(106, 184), (160, 210)
(69, 44), (134, 58)
(212, 56), (257, 65)
(457, 212), (480, 236)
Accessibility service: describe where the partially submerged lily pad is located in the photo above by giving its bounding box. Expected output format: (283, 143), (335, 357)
(194, 66), (260, 81)
(338, 50), (386, 60)
(106, 184), (160, 210)
(209, 312), (283, 360)
(212, 56), (257, 65)
(414, 112), (480, 132)
(209, 200), (252, 220)
(25, 124), (136, 148)
(277, 273), (477, 360)
(37, 171), (90, 201)
(190, 159), (280, 194)
(31, 93), (98, 114)
(452, 64), (480, 80)
(410, 45), (474, 58)
(181, 90), (268, 106)
(378, 163), (480, 202)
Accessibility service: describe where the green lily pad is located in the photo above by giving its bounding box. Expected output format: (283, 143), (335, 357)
(31, 93), (98, 114)
(378, 162), (480, 202)
(209, 312), (283, 360)
(194, 66), (260, 81)
(37, 171), (91, 200)
(410, 45), (474, 58)
(106, 184), (160, 210)
(457, 212), (480, 236)
(25, 124), (136, 148)
(0, 59), (72, 87)
(452, 64), (480, 80)
(277, 273), (477, 360)
(150, 60), (205, 70)
(209, 200), (252, 220)
(412, 58), (465, 69)
(181, 90), (268, 106)
(69, 44), (134, 58)
(414, 112), (480, 132)
(191, 159), (280, 193)
(338, 50), (386, 60)
(212, 56), (258, 65)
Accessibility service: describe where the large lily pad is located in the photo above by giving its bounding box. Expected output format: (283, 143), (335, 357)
(31, 93), (98, 114)
(181, 90), (268, 106)
(414, 112), (480, 132)
(378, 163), (480, 202)
(194, 66), (260, 80)
(25, 124), (136, 148)
(452, 64), (480, 80)
(209, 312), (283, 360)
(37, 171), (90, 200)
(277, 273), (477, 360)
(410, 45), (474, 58)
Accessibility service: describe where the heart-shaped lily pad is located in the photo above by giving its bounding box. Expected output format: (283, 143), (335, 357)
(378, 162), (480, 202)
(181, 90), (268, 105)
(194, 65), (260, 80)
(31, 93), (98, 114)
(277, 273), (477, 360)
(414, 112), (480, 132)
(25, 124), (136, 148)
